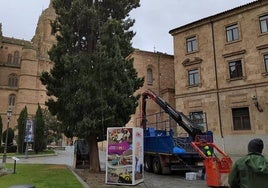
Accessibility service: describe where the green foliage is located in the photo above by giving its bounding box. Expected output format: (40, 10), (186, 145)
(42, 0), (142, 137)
(34, 104), (46, 153)
(40, 0), (143, 171)
(42, 109), (62, 145)
(2, 127), (14, 146)
(17, 106), (28, 153)
(0, 115), (2, 145)
(0, 145), (17, 153)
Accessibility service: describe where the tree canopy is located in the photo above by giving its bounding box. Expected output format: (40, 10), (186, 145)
(17, 106), (28, 153)
(40, 0), (143, 171)
(34, 104), (46, 153)
(2, 128), (14, 146)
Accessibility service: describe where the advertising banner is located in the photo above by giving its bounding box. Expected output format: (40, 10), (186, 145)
(106, 127), (144, 185)
(24, 119), (34, 142)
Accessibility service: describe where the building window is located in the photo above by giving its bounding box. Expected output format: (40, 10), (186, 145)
(229, 60), (243, 79)
(147, 68), (153, 85)
(8, 74), (18, 87)
(232, 107), (251, 130)
(7, 54), (12, 64)
(188, 69), (199, 86)
(9, 94), (16, 106)
(264, 54), (268, 72)
(189, 111), (205, 129)
(186, 36), (197, 53)
(13, 51), (20, 65)
(260, 14), (268, 33)
(226, 24), (239, 42)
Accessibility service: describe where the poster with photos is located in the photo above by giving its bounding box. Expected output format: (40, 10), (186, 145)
(106, 127), (144, 185)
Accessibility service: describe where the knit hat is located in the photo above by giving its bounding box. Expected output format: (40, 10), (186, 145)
(248, 138), (264, 154)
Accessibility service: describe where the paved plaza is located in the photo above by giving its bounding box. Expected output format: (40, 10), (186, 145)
(5, 146), (247, 188)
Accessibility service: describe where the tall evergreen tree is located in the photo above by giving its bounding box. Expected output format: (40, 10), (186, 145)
(0, 115), (2, 145)
(34, 104), (46, 153)
(40, 0), (143, 172)
(17, 106), (28, 153)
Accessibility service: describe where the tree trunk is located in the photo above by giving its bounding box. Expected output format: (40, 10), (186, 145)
(87, 135), (101, 172)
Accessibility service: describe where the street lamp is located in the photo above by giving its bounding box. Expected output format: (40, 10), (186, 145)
(2, 108), (12, 164)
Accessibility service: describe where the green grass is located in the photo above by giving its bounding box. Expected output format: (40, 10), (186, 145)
(0, 164), (84, 188)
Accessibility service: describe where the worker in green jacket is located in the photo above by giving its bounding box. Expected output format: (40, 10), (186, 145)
(228, 138), (268, 188)
(204, 145), (212, 156)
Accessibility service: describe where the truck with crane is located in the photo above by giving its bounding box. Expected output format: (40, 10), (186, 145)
(137, 90), (232, 187)
(140, 89), (232, 186)
(140, 89), (213, 174)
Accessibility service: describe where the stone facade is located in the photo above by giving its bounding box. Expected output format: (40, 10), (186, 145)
(126, 50), (175, 128)
(2, 1), (267, 156)
(0, 3), (56, 133)
(170, 0), (268, 155)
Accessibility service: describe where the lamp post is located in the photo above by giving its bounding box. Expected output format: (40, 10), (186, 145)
(2, 108), (12, 164)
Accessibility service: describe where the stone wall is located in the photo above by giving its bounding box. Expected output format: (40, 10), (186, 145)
(126, 50), (174, 127)
(0, 4), (55, 129)
(170, 1), (268, 155)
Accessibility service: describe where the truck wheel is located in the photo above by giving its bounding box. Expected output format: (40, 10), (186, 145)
(144, 155), (153, 172)
(152, 157), (162, 174)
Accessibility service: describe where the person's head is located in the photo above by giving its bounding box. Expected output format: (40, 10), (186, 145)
(248, 138), (264, 154)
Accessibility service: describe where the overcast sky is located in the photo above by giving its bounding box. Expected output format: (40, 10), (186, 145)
(0, 0), (255, 55)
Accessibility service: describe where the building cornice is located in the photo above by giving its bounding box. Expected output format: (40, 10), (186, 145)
(169, 0), (266, 36)
(256, 44), (268, 50)
(132, 49), (174, 58)
(222, 50), (246, 58)
(2, 36), (31, 47)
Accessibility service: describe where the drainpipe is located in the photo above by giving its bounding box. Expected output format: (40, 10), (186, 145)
(157, 52), (162, 112)
(211, 21), (224, 150)
(157, 51), (161, 96)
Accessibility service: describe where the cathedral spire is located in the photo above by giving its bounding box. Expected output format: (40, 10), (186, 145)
(32, 0), (56, 59)
(49, 0), (53, 8)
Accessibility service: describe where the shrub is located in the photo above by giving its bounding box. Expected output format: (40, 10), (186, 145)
(0, 145), (17, 153)
(2, 128), (14, 146)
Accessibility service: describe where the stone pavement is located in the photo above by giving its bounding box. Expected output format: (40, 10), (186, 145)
(4, 146), (243, 188)
(6, 146), (75, 166)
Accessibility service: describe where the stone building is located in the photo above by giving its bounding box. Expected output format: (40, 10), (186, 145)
(0, 3), (56, 133)
(169, 0), (268, 155)
(126, 50), (175, 128)
(2, 0), (267, 156)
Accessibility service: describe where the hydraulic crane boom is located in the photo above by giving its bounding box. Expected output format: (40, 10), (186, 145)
(141, 90), (203, 138)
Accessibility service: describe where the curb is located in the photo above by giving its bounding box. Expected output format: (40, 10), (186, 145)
(68, 166), (90, 188)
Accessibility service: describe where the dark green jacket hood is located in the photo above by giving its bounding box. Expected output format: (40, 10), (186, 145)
(246, 153), (268, 173)
(228, 153), (268, 188)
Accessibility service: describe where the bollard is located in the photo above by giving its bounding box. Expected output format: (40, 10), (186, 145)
(11, 157), (20, 174)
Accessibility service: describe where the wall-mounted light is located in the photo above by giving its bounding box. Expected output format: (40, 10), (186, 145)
(7, 109), (12, 118)
(252, 96), (263, 112)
